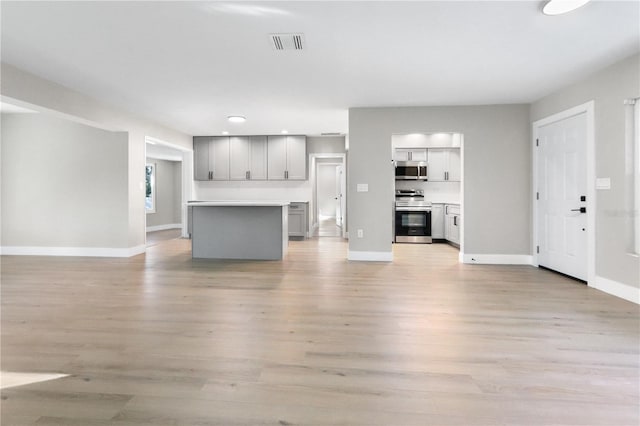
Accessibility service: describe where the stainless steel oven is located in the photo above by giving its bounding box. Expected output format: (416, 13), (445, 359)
(394, 189), (432, 243)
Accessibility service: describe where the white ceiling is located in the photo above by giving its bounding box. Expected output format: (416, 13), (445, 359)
(2, 1), (638, 136)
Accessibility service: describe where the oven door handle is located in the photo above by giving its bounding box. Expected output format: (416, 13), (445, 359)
(396, 207), (432, 212)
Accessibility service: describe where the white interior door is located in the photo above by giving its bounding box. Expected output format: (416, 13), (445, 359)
(537, 112), (588, 281)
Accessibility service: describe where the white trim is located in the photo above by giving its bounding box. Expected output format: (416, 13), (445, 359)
(461, 253), (533, 265)
(1, 245), (146, 258)
(590, 275), (640, 304)
(532, 101), (595, 284)
(146, 223), (182, 232)
(347, 250), (393, 262)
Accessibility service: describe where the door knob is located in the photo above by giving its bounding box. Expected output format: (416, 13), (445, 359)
(570, 207), (587, 213)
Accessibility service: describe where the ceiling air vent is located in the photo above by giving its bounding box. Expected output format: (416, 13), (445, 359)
(270, 33), (305, 51)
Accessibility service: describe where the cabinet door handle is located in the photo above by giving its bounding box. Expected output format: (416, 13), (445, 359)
(454, 216), (457, 226)
(248, 170), (251, 180)
(246, 171), (249, 180)
(285, 170), (288, 179)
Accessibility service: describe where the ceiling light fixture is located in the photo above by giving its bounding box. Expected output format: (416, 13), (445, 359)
(222, 131), (229, 135)
(227, 116), (246, 123)
(542, 0), (590, 15)
(281, 130), (288, 134)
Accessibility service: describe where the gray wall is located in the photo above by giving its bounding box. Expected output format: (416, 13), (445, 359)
(531, 53), (640, 289)
(146, 158), (182, 228)
(308, 136), (346, 154)
(348, 105), (531, 255)
(1, 63), (192, 250)
(1, 113), (129, 248)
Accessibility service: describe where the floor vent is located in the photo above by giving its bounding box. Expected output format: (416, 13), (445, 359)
(270, 33), (305, 51)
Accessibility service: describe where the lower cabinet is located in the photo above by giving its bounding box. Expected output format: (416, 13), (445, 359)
(444, 204), (461, 246)
(288, 202), (308, 239)
(431, 204), (445, 239)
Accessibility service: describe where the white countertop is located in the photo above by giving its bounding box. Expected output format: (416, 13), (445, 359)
(187, 201), (290, 207)
(429, 201), (460, 205)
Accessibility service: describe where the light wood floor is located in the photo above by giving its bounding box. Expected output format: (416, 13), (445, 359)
(1, 238), (638, 425)
(314, 217), (342, 238)
(145, 229), (182, 247)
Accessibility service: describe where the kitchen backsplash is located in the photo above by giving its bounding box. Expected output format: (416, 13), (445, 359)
(395, 180), (461, 203)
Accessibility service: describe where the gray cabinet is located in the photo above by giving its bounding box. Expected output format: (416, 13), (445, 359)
(229, 136), (267, 180)
(431, 203), (445, 239)
(268, 135), (307, 180)
(288, 202), (308, 239)
(444, 204), (461, 246)
(193, 136), (230, 181)
(427, 148), (460, 182)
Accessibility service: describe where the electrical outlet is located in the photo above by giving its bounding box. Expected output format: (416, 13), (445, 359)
(357, 229), (364, 238)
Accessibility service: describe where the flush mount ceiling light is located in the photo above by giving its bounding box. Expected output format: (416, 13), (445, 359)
(227, 116), (246, 123)
(281, 130), (288, 134)
(222, 131), (229, 135)
(542, 0), (591, 15)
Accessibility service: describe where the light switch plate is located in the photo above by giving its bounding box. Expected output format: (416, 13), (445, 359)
(356, 184), (369, 192)
(596, 177), (611, 190)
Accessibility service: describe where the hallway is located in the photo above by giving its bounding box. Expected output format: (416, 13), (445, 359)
(314, 216), (342, 238)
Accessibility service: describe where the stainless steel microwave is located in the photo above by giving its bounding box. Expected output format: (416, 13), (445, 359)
(395, 161), (428, 180)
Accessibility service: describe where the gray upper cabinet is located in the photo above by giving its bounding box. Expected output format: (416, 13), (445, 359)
(194, 136), (230, 181)
(193, 137), (211, 181)
(230, 136), (268, 180)
(248, 136), (268, 180)
(229, 136), (250, 180)
(267, 135), (306, 180)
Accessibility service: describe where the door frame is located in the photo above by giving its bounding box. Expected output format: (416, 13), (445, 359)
(144, 136), (193, 241)
(532, 101), (595, 283)
(309, 153), (347, 238)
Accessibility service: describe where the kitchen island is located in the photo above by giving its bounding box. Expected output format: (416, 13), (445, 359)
(187, 201), (289, 260)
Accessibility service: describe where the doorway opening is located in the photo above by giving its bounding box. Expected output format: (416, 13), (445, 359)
(310, 153), (347, 238)
(144, 136), (193, 247)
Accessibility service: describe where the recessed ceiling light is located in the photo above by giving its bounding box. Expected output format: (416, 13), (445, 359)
(222, 131), (229, 135)
(227, 116), (246, 123)
(281, 130), (288, 134)
(542, 0), (590, 15)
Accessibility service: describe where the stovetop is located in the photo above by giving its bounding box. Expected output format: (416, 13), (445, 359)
(395, 189), (431, 207)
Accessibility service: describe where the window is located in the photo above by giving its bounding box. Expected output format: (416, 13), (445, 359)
(146, 163), (156, 213)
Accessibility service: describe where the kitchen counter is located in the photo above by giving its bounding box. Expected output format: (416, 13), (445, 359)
(187, 200), (289, 207)
(187, 201), (289, 260)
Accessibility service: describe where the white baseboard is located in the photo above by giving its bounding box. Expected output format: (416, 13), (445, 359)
(590, 275), (640, 304)
(461, 253), (533, 265)
(146, 223), (182, 232)
(348, 250), (393, 262)
(1, 244), (146, 258)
